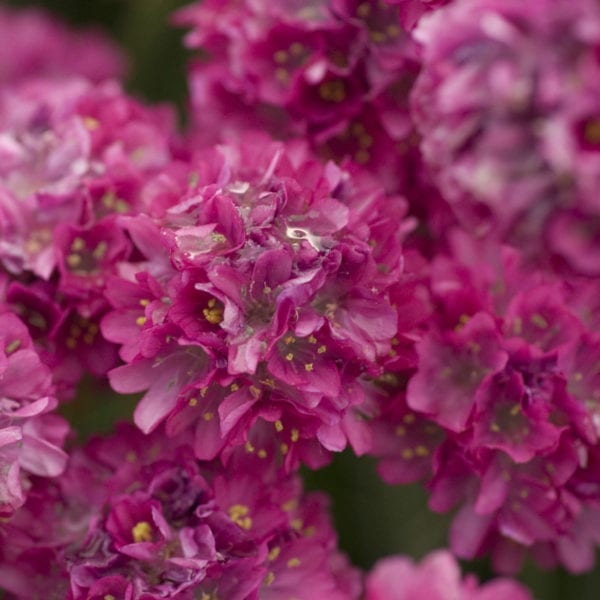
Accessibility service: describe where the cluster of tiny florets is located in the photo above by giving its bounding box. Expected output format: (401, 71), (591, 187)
(3, 0), (600, 596)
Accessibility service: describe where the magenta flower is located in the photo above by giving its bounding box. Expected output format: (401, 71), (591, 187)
(411, 0), (600, 272)
(365, 550), (532, 600)
(0, 312), (67, 515)
(0, 5), (125, 86)
(0, 424), (360, 599)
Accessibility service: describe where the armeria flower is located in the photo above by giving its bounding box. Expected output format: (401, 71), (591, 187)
(103, 133), (408, 465)
(366, 234), (600, 572)
(0, 76), (175, 281)
(0, 311), (68, 516)
(0, 5), (125, 87)
(177, 0), (423, 195)
(411, 0), (600, 273)
(0, 75), (180, 393)
(365, 549), (532, 600)
(0, 424), (360, 600)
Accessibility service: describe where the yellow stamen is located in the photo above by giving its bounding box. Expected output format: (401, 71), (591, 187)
(131, 521), (153, 543)
(229, 504), (252, 530)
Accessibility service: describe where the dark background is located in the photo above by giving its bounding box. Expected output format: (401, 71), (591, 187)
(2, 1), (600, 597)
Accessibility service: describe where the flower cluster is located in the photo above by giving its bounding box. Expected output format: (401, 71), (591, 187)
(3, 0), (599, 596)
(177, 0), (422, 194)
(0, 310), (68, 517)
(367, 233), (600, 572)
(366, 550), (531, 600)
(0, 74), (178, 397)
(411, 0), (600, 273)
(0, 424), (360, 599)
(103, 133), (410, 469)
(0, 5), (125, 86)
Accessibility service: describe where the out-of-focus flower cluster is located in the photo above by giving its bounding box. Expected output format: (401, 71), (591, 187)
(2, 0), (600, 596)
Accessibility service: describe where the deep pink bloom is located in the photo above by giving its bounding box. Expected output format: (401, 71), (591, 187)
(0, 424), (360, 599)
(0, 5), (125, 86)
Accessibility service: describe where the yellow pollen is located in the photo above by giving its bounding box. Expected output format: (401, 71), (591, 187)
(585, 119), (600, 144)
(490, 422), (501, 432)
(395, 425), (406, 437)
(71, 237), (85, 252)
(401, 448), (414, 460)
(317, 345), (326, 354)
(403, 414), (416, 424)
(291, 428), (299, 442)
(370, 30), (386, 43)
(104, 595), (116, 600)
(284, 335), (296, 345)
(274, 49), (288, 64)
(308, 335), (317, 344)
(131, 521), (153, 543)
(83, 116), (100, 130)
(5, 339), (20, 354)
(276, 68), (289, 83)
(287, 558), (301, 568)
(88, 323), (99, 335)
(510, 405), (521, 416)
(290, 42), (303, 56)
(530, 313), (548, 329)
(66, 253), (81, 268)
(265, 571), (276, 587)
(304, 363), (314, 372)
(203, 411), (214, 421)
(291, 518), (303, 530)
(319, 80), (346, 102)
(285, 353), (294, 361)
(257, 449), (267, 459)
(189, 397), (198, 406)
(66, 338), (77, 349)
(200, 386), (208, 397)
(281, 442), (289, 455)
(136, 316), (147, 326)
(574, 372), (583, 382)
(249, 385), (261, 398)
(93, 241), (108, 260)
(275, 420), (284, 432)
(231, 383), (240, 391)
(282, 499), (298, 511)
(139, 298), (150, 307)
(415, 445), (429, 457)
(387, 24), (400, 37)
(203, 298), (223, 324)
(245, 440), (255, 453)
(303, 525), (316, 537)
(229, 504), (252, 530)
(357, 2), (371, 17)
(268, 546), (281, 561)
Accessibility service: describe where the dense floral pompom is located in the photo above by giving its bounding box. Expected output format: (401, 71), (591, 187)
(0, 423), (360, 600)
(0, 75), (180, 397)
(177, 0), (423, 195)
(411, 0), (600, 273)
(0, 5), (125, 86)
(102, 132), (412, 468)
(367, 234), (600, 572)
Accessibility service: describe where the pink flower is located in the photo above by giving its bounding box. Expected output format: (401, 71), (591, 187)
(0, 5), (125, 86)
(365, 550), (532, 600)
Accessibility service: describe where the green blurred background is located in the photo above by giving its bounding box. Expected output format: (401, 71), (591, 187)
(1, 1), (600, 597)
